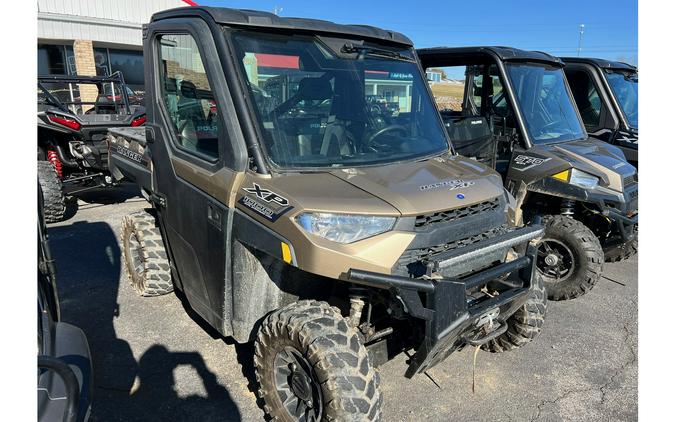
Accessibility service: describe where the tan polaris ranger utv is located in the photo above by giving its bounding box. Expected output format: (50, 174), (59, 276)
(108, 7), (547, 420)
(419, 47), (638, 301)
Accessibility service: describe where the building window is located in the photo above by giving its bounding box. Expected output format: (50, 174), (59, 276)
(92, 47), (145, 102)
(38, 44), (75, 75)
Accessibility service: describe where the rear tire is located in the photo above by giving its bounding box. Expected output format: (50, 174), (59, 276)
(121, 210), (173, 297)
(485, 273), (547, 353)
(254, 300), (382, 421)
(536, 215), (603, 301)
(38, 161), (65, 223)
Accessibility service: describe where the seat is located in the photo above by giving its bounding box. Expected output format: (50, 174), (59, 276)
(447, 116), (495, 162)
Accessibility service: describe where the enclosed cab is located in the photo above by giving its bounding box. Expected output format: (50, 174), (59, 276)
(108, 8), (547, 420)
(418, 46), (638, 300)
(562, 57), (638, 167)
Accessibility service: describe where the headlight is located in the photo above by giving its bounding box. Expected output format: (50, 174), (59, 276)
(296, 213), (396, 244)
(553, 168), (599, 189)
(568, 169), (599, 189)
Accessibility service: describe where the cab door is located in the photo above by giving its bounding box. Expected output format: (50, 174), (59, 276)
(144, 19), (248, 332)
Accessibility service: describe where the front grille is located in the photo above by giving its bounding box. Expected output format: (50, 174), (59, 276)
(623, 173), (637, 187)
(398, 224), (512, 272)
(414, 198), (501, 230)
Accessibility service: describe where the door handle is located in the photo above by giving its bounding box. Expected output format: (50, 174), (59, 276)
(207, 202), (222, 231)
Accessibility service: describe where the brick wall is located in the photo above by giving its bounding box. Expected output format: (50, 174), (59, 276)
(73, 40), (98, 112)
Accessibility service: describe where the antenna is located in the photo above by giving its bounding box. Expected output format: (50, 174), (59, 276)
(577, 24), (585, 57)
(273, 5), (283, 16)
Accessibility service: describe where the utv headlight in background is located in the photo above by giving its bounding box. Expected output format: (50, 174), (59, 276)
(568, 169), (600, 189)
(552, 168), (599, 189)
(296, 213), (396, 244)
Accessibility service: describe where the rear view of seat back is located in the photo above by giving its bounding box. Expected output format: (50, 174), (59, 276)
(447, 116), (494, 162)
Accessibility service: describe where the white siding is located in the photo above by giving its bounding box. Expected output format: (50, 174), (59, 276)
(38, 0), (190, 46)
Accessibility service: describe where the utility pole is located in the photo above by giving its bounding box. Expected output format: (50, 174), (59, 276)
(273, 5), (283, 16)
(577, 24), (585, 57)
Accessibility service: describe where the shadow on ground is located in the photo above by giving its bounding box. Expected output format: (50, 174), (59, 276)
(49, 218), (242, 421)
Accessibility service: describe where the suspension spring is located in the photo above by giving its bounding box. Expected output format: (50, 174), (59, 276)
(47, 149), (63, 178)
(561, 199), (575, 217)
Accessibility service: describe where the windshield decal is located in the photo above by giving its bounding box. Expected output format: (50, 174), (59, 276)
(512, 154), (552, 171)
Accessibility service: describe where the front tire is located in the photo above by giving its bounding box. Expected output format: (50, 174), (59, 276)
(121, 210), (173, 297)
(38, 161), (65, 223)
(536, 215), (604, 301)
(254, 300), (382, 421)
(485, 273), (547, 353)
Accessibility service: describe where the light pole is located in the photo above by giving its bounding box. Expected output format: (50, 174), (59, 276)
(577, 24), (585, 57)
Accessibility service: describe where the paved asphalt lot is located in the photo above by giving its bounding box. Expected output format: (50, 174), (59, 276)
(49, 185), (637, 422)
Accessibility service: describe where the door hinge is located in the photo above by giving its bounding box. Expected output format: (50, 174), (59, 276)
(151, 193), (166, 208)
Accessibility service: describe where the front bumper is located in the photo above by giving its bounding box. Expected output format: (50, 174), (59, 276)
(346, 224), (543, 377)
(529, 178), (638, 241)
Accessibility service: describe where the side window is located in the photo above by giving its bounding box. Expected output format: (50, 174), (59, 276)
(566, 69), (602, 128)
(426, 66), (467, 113)
(158, 34), (219, 160)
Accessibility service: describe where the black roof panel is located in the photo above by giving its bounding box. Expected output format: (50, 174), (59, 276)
(560, 57), (637, 71)
(151, 6), (412, 46)
(417, 46), (563, 66)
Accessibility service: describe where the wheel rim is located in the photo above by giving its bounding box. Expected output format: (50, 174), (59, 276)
(536, 238), (575, 283)
(128, 231), (145, 278)
(273, 346), (323, 421)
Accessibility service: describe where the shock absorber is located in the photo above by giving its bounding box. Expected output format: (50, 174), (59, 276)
(561, 199), (575, 217)
(47, 148), (63, 178)
(347, 287), (368, 328)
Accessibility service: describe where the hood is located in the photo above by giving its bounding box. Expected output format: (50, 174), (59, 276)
(537, 138), (635, 191)
(328, 155), (505, 215)
(237, 155), (506, 221)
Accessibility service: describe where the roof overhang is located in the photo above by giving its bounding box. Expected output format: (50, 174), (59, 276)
(417, 46), (563, 68)
(151, 6), (413, 47)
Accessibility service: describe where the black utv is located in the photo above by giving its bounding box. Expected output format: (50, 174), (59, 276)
(37, 72), (146, 222)
(562, 57), (638, 167)
(418, 47), (638, 300)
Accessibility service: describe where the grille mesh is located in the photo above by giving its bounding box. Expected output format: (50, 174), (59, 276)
(414, 198), (501, 230)
(401, 224), (512, 264)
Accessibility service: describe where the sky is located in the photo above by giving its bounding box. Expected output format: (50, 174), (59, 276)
(198, 0), (638, 70)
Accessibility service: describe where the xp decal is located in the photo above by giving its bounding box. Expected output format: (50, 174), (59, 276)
(239, 183), (293, 222)
(243, 183), (289, 206)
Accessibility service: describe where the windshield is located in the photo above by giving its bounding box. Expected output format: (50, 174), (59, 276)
(230, 31), (449, 169)
(605, 70), (638, 129)
(506, 63), (586, 144)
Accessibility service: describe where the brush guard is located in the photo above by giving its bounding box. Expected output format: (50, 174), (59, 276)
(346, 224), (543, 377)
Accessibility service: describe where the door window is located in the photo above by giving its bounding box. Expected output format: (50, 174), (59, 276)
(158, 34), (219, 160)
(566, 69), (603, 129)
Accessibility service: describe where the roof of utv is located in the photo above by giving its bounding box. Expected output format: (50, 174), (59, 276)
(417, 46), (563, 67)
(561, 57), (637, 71)
(151, 6), (413, 46)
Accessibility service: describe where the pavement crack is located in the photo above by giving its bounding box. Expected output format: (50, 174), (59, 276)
(530, 385), (598, 422)
(599, 323), (637, 405)
(531, 323), (637, 421)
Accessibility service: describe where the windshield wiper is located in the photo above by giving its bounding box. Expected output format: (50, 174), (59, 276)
(341, 42), (416, 63)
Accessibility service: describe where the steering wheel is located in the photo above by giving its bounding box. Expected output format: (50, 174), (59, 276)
(536, 120), (559, 135)
(367, 124), (408, 146)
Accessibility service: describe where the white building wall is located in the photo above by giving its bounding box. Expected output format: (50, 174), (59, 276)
(38, 0), (191, 46)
